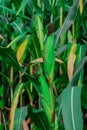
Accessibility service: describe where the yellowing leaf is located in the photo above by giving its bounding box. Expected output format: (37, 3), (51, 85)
(79, 0), (83, 14)
(16, 35), (29, 63)
(9, 83), (24, 130)
(68, 44), (76, 81)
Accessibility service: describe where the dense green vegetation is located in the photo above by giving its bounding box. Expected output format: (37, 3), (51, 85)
(0, 0), (87, 130)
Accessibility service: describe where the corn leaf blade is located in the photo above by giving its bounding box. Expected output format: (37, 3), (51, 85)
(28, 105), (50, 130)
(0, 47), (21, 70)
(38, 74), (53, 123)
(14, 106), (28, 130)
(67, 43), (76, 81)
(44, 34), (55, 85)
(62, 87), (83, 130)
(16, 35), (30, 63)
(16, 0), (29, 15)
(9, 83), (25, 130)
(55, 0), (79, 47)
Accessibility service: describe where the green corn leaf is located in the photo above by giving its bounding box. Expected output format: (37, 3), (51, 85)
(16, 0), (29, 15)
(18, 71), (42, 96)
(0, 47), (21, 71)
(44, 34), (55, 85)
(75, 44), (87, 85)
(55, 0), (79, 47)
(28, 105), (50, 130)
(0, 5), (16, 14)
(55, 44), (68, 57)
(62, 87), (83, 130)
(34, 15), (44, 51)
(38, 74), (52, 107)
(75, 44), (87, 66)
(38, 74), (53, 123)
(14, 106), (28, 130)
(23, 71), (42, 94)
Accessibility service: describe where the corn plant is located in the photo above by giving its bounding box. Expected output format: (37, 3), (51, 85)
(0, 0), (87, 130)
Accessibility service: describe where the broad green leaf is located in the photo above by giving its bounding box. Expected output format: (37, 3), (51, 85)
(28, 105), (50, 130)
(14, 106), (28, 130)
(55, 0), (79, 47)
(38, 74), (52, 107)
(34, 15), (44, 51)
(44, 34), (55, 85)
(68, 55), (87, 87)
(16, 35), (30, 63)
(16, 0), (29, 15)
(62, 87), (83, 130)
(0, 47), (21, 71)
(38, 74), (53, 123)
(9, 83), (25, 130)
